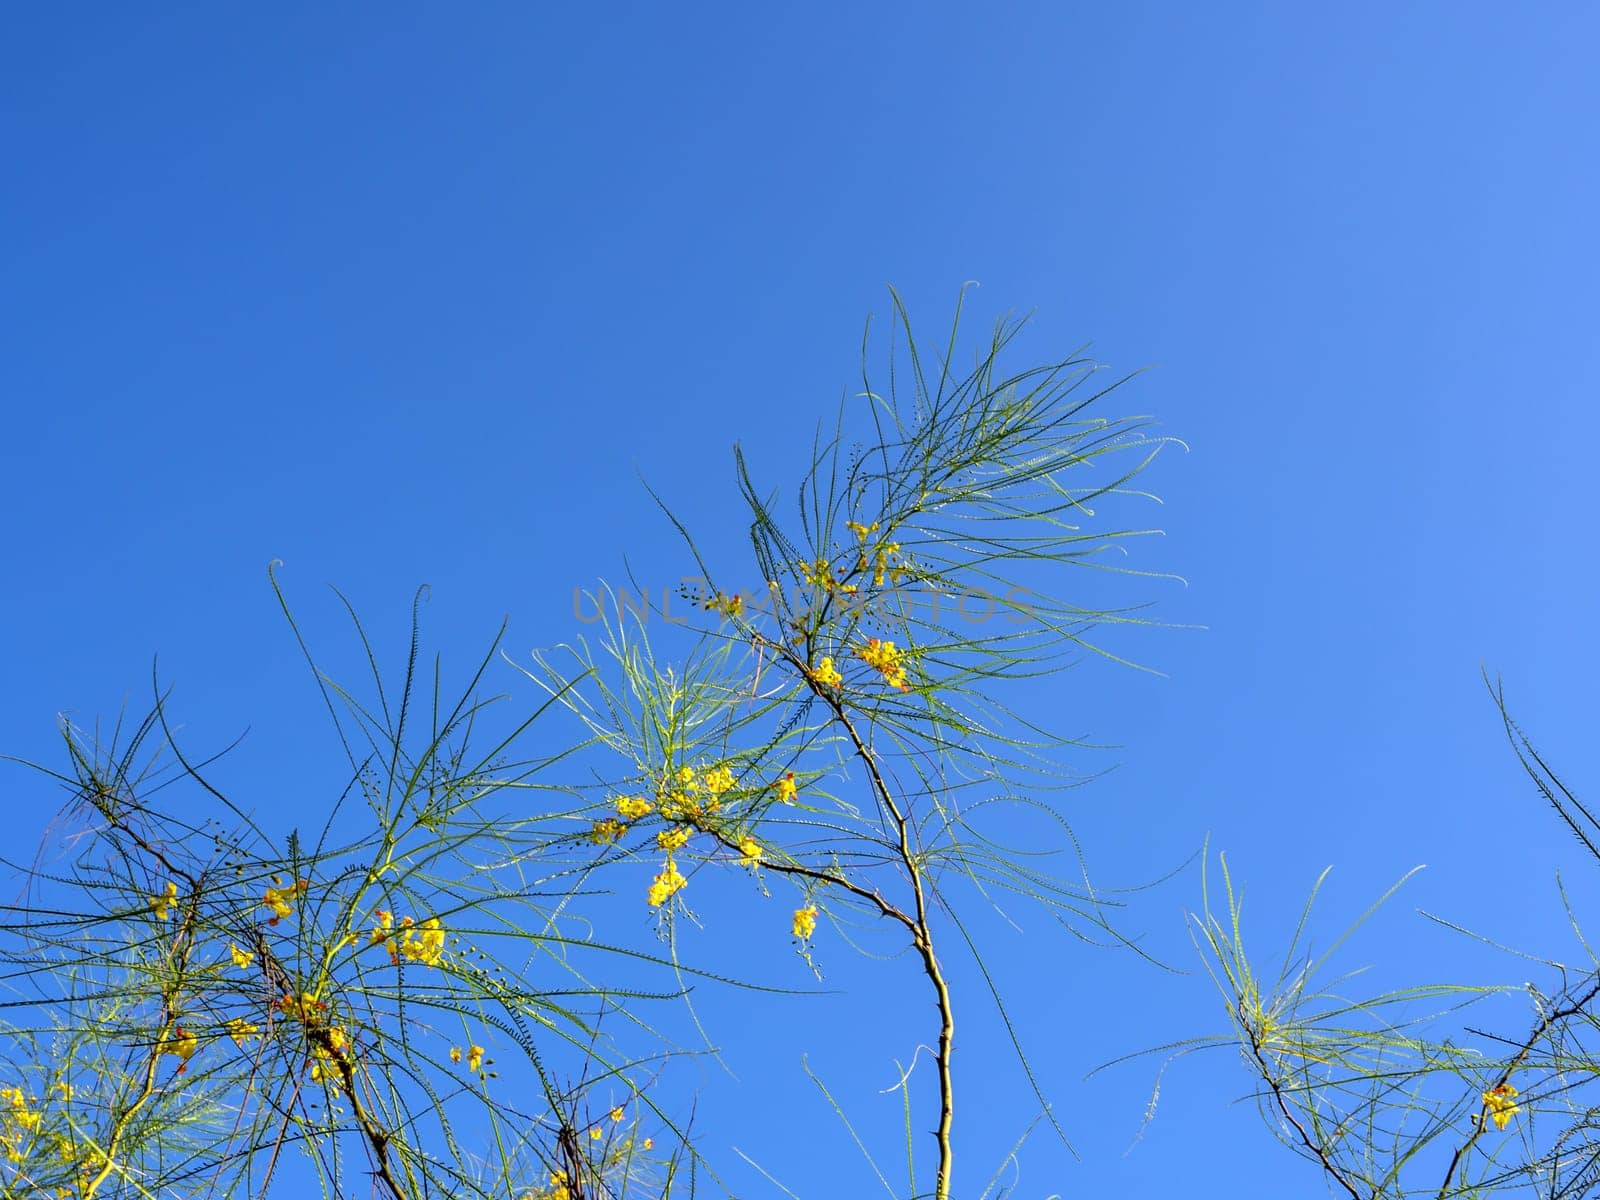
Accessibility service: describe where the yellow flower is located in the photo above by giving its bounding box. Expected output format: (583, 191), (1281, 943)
(224, 1017), (260, 1046)
(657, 826), (690, 852)
(449, 1046), (462, 1063)
(703, 765), (735, 796)
(856, 638), (909, 691)
(738, 836), (763, 867)
(810, 657), (842, 688)
(846, 520), (879, 542)
(589, 817), (628, 845)
(616, 796), (653, 820)
(799, 557), (833, 589)
(275, 990), (327, 1023)
(149, 880), (179, 919)
(873, 542), (905, 587)
(792, 905), (819, 940)
(262, 885), (294, 924)
(369, 908), (394, 944)
(609, 1106), (625, 1122)
(704, 592), (744, 618)
(647, 858), (688, 907)
(398, 917), (446, 967)
(676, 765), (699, 792)
(842, 520), (910, 587)
(643, 1137), (654, 1150)
(466, 1045), (485, 1073)
(306, 1025), (351, 1086)
(228, 943), (253, 970)
(774, 772), (798, 804)
(1483, 1083), (1520, 1130)
(1, 1087), (41, 1134)
(159, 1026), (199, 1073)
(589, 1126), (603, 1141)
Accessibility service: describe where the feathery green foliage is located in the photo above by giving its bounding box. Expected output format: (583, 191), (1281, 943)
(1186, 679), (1600, 1199)
(0, 292), (1173, 1200)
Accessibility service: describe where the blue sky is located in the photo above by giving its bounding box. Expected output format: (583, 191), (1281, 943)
(3, 4), (1598, 1196)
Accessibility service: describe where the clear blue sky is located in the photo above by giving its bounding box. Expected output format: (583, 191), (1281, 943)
(3, 5), (1598, 1196)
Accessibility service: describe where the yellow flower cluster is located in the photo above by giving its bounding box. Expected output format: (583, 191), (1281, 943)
(262, 877), (309, 925)
(0, 1086), (42, 1165)
(0, 1088), (40, 1132)
(616, 795), (653, 819)
(657, 826), (691, 852)
(872, 546), (906, 587)
(1483, 1082), (1520, 1130)
(224, 1017), (260, 1046)
(856, 637), (910, 691)
(5, 1088), (102, 1188)
(395, 916), (446, 966)
(520, 1118), (656, 1200)
(158, 1026), (199, 1074)
(703, 591), (744, 618)
(800, 556), (859, 596)
(368, 910), (445, 966)
(656, 775), (690, 821)
(449, 1044), (486, 1073)
(847, 520), (908, 586)
(647, 858), (688, 907)
(792, 905), (818, 940)
(276, 991), (328, 1024)
(592, 764), (732, 876)
(809, 656), (843, 688)
(658, 763), (730, 821)
(613, 760), (794, 903)
(309, 1025), (351, 1085)
(228, 943), (253, 970)
(271, 991), (351, 1085)
(149, 880), (179, 920)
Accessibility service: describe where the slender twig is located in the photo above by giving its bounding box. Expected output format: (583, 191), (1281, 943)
(1242, 1014), (1364, 1200)
(763, 631), (958, 1200)
(700, 824), (916, 932)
